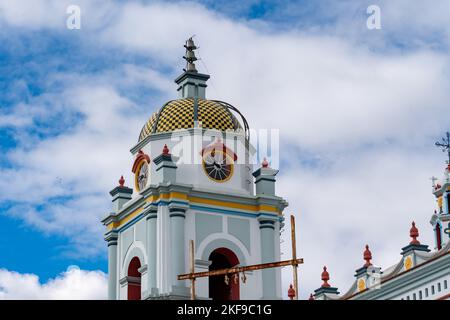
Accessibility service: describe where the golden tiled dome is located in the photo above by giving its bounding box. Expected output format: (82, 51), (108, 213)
(138, 98), (244, 141)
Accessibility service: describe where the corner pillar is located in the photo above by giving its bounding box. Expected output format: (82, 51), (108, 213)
(105, 231), (118, 300)
(144, 204), (158, 297)
(169, 204), (190, 298)
(259, 218), (277, 299)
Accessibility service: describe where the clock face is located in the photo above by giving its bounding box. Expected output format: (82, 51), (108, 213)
(202, 150), (234, 182)
(135, 161), (149, 191)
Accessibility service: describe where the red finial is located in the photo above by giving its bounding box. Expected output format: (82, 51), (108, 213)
(288, 284), (296, 300)
(262, 157), (269, 168)
(162, 144), (170, 155)
(363, 245), (372, 267)
(309, 293), (315, 300)
(119, 175), (125, 187)
(321, 266), (330, 288)
(410, 221), (420, 245)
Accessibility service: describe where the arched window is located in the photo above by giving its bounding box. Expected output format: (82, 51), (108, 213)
(436, 223), (442, 250)
(127, 257), (141, 300)
(208, 247), (240, 300)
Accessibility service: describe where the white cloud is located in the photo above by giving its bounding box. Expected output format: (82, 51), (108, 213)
(0, 266), (107, 299)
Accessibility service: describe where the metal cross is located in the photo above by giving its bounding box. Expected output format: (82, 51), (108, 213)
(430, 176), (438, 187)
(435, 132), (450, 164)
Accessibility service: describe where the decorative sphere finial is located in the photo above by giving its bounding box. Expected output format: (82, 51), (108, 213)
(309, 293), (315, 300)
(321, 266), (330, 288)
(163, 144), (170, 155)
(288, 284), (296, 300)
(119, 175), (125, 187)
(409, 221), (420, 245)
(262, 157), (269, 168)
(363, 245), (372, 267)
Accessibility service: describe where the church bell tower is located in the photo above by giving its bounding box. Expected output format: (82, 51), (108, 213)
(102, 38), (288, 300)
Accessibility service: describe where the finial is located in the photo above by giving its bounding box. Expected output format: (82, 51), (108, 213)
(309, 293), (315, 300)
(262, 157), (269, 168)
(288, 284), (296, 300)
(162, 144), (170, 155)
(409, 221), (420, 245)
(435, 131), (450, 165)
(119, 175), (125, 187)
(321, 266), (330, 288)
(363, 245), (372, 267)
(183, 37), (198, 73)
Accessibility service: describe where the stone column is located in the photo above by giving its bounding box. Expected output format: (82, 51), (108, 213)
(259, 219), (277, 299)
(169, 205), (189, 298)
(105, 231), (118, 300)
(144, 204), (158, 297)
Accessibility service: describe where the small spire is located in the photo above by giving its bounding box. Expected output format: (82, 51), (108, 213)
(262, 157), (269, 168)
(321, 266), (330, 288)
(409, 221), (420, 245)
(308, 293), (315, 300)
(119, 175), (125, 187)
(287, 284), (296, 300)
(363, 245), (372, 267)
(435, 132), (450, 165)
(162, 144), (170, 155)
(183, 37), (198, 73)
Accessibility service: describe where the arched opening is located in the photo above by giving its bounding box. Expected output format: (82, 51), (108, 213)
(127, 257), (141, 300)
(208, 247), (240, 300)
(436, 224), (442, 250)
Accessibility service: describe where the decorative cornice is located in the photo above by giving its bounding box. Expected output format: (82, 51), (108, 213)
(109, 185), (133, 197)
(104, 230), (118, 245)
(401, 244), (430, 255)
(314, 286), (340, 296)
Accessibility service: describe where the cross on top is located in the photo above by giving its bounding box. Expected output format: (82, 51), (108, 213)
(430, 176), (438, 187)
(435, 132), (450, 164)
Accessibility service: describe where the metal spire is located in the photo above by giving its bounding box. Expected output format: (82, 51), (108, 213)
(435, 131), (450, 164)
(183, 37), (198, 73)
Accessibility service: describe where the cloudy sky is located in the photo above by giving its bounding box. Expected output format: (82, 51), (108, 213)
(0, 0), (449, 299)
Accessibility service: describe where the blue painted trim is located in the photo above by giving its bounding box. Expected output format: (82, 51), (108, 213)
(190, 204), (278, 220)
(116, 200), (279, 233)
(118, 213), (144, 234)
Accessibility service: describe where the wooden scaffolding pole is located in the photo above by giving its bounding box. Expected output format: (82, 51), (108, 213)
(291, 215), (299, 300)
(179, 258), (304, 280)
(189, 239), (196, 300)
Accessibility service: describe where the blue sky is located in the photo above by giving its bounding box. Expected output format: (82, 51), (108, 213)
(0, 0), (449, 299)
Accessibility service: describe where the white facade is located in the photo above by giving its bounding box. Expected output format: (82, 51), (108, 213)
(102, 40), (287, 300)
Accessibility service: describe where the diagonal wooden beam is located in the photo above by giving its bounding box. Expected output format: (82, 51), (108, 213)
(178, 258), (304, 280)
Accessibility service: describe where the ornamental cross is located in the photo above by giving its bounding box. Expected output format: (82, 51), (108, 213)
(430, 176), (438, 187)
(435, 132), (450, 164)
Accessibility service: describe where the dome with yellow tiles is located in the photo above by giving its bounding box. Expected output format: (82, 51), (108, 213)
(138, 99), (248, 142)
(138, 38), (249, 142)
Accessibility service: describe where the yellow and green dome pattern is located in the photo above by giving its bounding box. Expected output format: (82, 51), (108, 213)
(139, 98), (243, 141)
